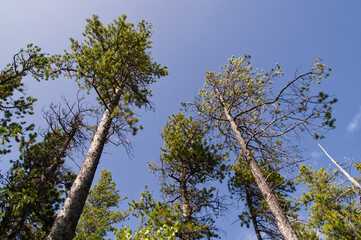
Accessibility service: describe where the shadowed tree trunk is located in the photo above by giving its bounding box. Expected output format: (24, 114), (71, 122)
(244, 185), (263, 240)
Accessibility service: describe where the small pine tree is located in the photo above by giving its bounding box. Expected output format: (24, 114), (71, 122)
(297, 164), (361, 239)
(75, 169), (126, 240)
(0, 131), (76, 239)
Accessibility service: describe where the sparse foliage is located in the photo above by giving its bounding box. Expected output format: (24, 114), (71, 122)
(193, 55), (337, 239)
(0, 44), (57, 155)
(229, 156), (299, 240)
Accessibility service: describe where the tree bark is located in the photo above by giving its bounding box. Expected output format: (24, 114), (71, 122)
(47, 95), (120, 240)
(180, 169), (195, 240)
(244, 185), (263, 240)
(220, 98), (299, 240)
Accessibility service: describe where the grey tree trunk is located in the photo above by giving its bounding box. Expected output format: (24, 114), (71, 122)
(221, 99), (299, 240)
(47, 96), (120, 240)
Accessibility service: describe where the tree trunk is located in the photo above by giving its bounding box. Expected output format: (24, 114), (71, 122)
(47, 95), (120, 240)
(221, 102), (299, 240)
(244, 185), (263, 240)
(3, 125), (78, 239)
(180, 170), (195, 240)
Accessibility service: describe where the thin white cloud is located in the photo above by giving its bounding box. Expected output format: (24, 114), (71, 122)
(347, 107), (361, 133)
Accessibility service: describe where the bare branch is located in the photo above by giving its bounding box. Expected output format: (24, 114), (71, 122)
(318, 144), (361, 191)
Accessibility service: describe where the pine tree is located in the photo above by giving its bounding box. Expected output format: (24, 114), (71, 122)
(149, 113), (227, 239)
(115, 189), (182, 240)
(75, 169), (126, 240)
(0, 130), (76, 239)
(297, 163), (361, 239)
(229, 157), (298, 240)
(0, 42), (86, 239)
(48, 15), (167, 239)
(194, 55), (337, 239)
(0, 44), (58, 155)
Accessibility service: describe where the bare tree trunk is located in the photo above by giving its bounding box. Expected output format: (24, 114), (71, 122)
(244, 185), (263, 240)
(221, 100), (299, 240)
(47, 96), (120, 240)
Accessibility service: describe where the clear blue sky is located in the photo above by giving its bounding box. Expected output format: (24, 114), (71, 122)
(1, 1), (361, 239)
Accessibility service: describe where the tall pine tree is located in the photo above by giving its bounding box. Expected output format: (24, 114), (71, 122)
(48, 15), (167, 239)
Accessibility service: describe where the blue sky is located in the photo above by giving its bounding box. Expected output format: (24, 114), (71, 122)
(1, 1), (361, 239)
